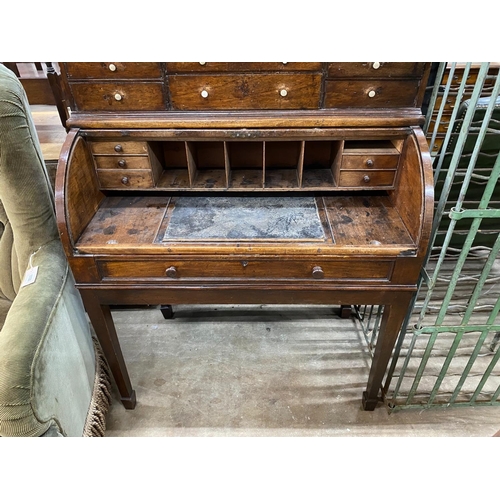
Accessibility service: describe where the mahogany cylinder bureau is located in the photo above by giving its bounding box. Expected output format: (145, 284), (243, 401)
(55, 62), (434, 411)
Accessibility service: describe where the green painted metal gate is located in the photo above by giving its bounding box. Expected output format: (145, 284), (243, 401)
(357, 62), (500, 411)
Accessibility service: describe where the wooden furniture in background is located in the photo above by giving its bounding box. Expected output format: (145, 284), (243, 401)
(2, 63), (70, 130)
(55, 62), (434, 411)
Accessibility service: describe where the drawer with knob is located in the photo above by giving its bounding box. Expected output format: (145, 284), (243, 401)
(168, 74), (322, 110)
(96, 169), (156, 189)
(337, 170), (396, 188)
(96, 258), (394, 282)
(327, 62), (427, 79)
(69, 82), (166, 111)
(324, 79), (421, 108)
(89, 141), (149, 155)
(341, 154), (399, 170)
(93, 156), (152, 170)
(64, 62), (163, 79)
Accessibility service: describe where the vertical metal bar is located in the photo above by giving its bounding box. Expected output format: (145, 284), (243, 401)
(423, 62), (447, 136)
(461, 232), (500, 325)
(405, 330), (440, 405)
(448, 329), (491, 404)
(432, 63), (474, 183)
(469, 345), (500, 404)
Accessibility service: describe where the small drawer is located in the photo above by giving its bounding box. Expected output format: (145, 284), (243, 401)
(341, 155), (399, 170)
(327, 62), (427, 79)
(166, 62), (323, 73)
(90, 141), (149, 155)
(70, 82), (166, 111)
(97, 258), (393, 282)
(64, 62), (162, 79)
(324, 79), (420, 108)
(338, 170), (396, 188)
(94, 156), (152, 170)
(96, 169), (155, 189)
(168, 74), (322, 110)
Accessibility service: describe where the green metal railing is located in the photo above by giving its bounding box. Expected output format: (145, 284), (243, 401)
(358, 62), (500, 411)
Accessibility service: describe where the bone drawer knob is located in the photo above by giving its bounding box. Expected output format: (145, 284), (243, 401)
(201, 90), (209, 98)
(312, 266), (324, 279)
(366, 159), (374, 167)
(165, 266), (178, 278)
(108, 63), (117, 71)
(280, 89), (288, 97)
(118, 159), (127, 167)
(363, 175), (371, 183)
(372, 62), (381, 69)
(199, 62), (206, 65)
(121, 176), (129, 185)
(368, 90), (376, 98)
(114, 93), (123, 101)
(114, 144), (123, 152)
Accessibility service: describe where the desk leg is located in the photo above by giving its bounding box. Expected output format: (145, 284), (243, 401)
(362, 293), (413, 411)
(80, 290), (136, 410)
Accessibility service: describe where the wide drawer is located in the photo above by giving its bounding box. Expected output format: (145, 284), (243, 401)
(166, 62), (323, 72)
(96, 169), (155, 189)
(327, 62), (427, 79)
(94, 156), (151, 170)
(324, 79), (420, 108)
(168, 74), (322, 110)
(90, 141), (149, 155)
(341, 154), (399, 170)
(64, 62), (162, 79)
(338, 170), (396, 188)
(97, 258), (394, 281)
(70, 82), (166, 111)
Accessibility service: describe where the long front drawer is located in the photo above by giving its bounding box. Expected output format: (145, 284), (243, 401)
(166, 62), (323, 72)
(97, 258), (394, 281)
(70, 82), (166, 111)
(168, 74), (322, 110)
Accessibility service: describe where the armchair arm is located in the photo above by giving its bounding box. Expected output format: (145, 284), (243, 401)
(0, 240), (96, 436)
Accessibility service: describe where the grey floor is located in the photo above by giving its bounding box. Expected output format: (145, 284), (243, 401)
(104, 304), (500, 437)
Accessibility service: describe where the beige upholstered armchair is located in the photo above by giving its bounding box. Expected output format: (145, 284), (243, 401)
(0, 64), (110, 436)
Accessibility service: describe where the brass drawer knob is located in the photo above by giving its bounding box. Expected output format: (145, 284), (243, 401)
(372, 62), (381, 69)
(114, 144), (123, 152)
(366, 159), (374, 167)
(121, 176), (129, 185)
(118, 159), (127, 168)
(114, 93), (123, 101)
(201, 89), (209, 98)
(312, 266), (324, 279)
(363, 175), (371, 183)
(280, 89), (288, 97)
(108, 63), (117, 72)
(368, 90), (376, 98)
(165, 266), (178, 278)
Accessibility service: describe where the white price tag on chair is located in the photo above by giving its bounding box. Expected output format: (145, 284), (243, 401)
(21, 265), (39, 288)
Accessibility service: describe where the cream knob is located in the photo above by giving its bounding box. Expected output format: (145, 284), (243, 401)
(280, 89), (288, 97)
(199, 62), (206, 65)
(108, 63), (117, 71)
(372, 62), (381, 69)
(114, 93), (123, 101)
(368, 90), (376, 98)
(201, 90), (209, 98)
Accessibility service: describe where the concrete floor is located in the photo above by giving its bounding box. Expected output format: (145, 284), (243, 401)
(104, 304), (500, 437)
